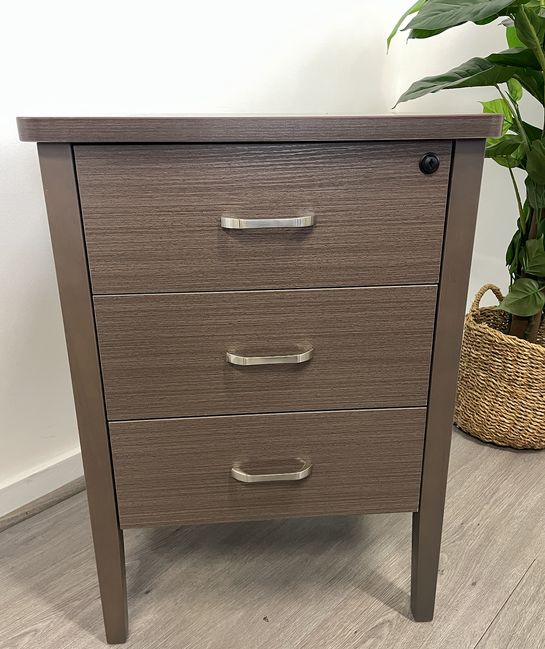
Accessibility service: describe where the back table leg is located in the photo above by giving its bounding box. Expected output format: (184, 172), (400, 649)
(410, 138), (487, 621)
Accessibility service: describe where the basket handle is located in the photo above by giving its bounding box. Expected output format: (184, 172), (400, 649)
(470, 284), (505, 313)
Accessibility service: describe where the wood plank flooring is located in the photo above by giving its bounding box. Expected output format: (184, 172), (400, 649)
(0, 428), (543, 648)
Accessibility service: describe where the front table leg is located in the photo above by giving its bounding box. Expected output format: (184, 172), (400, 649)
(410, 139), (487, 621)
(37, 143), (129, 643)
(410, 407), (453, 622)
(411, 485), (449, 621)
(91, 518), (128, 643)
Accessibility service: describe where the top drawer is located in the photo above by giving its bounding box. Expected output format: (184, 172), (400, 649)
(75, 141), (451, 294)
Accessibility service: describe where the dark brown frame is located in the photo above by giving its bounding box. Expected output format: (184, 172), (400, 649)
(411, 139), (486, 620)
(37, 144), (127, 643)
(20, 114), (502, 143)
(29, 117), (497, 642)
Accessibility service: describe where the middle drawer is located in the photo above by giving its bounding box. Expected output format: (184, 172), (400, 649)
(94, 285), (437, 420)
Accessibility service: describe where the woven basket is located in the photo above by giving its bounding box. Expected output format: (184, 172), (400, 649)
(454, 284), (545, 450)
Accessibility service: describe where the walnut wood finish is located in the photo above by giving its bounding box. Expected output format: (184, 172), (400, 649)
(109, 408), (427, 528)
(23, 117), (493, 640)
(36, 144), (127, 643)
(75, 142), (451, 294)
(17, 114), (503, 142)
(411, 139), (487, 622)
(93, 285), (437, 421)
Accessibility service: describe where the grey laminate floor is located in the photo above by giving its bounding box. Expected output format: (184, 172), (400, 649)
(1, 428), (544, 649)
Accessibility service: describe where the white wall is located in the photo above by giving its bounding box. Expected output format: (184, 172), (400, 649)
(1, 0), (537, 514)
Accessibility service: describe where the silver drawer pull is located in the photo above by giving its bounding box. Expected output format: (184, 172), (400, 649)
(231, 460), (312, 483)
(226, 349), (313, 366)
(221, 214), (315, 229)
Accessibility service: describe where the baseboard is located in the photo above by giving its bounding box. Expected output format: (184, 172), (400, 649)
(0, 448), (84, 519)
(0, 476), (86, 534)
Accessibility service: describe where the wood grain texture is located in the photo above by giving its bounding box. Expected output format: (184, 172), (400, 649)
(93, 285), (437, 420)
(476, 559), (545, 649)
(17, 114), (503, 143)
(74, 142), (452, 293)
(411, 139), (487, 622)
(37, 144), (128, 643)
(109, 408), (427, 528)
(2, 430), (545, 649)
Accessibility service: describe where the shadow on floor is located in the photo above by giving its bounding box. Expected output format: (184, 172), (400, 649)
(125, 512), (411, 620)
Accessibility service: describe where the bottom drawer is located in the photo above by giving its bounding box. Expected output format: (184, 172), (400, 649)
(110, 408), (426, 528)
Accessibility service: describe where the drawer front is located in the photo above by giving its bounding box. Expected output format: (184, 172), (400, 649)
(94, 285), (437, 420)
(110, 408), (427, 527)
(75, 141), (451, 294)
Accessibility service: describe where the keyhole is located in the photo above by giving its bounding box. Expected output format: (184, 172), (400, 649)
(419, 153), (440, 175)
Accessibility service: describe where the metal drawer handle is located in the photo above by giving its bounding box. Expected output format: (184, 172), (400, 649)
(231, 460), (312, 483)
(221, 214), (315, 229)
(226, 349), (313, 366)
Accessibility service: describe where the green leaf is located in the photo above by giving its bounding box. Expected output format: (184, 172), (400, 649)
(496, 277), (545, 316)
(480, 98), (513, 134)
(524, 0), (545, 16)
(522, 236), (545, 274)
(491, 154), (526, 168)
(514, 71), (544, 103)
(488, 47), (541, 69)
(486, 131), (526, 168)
(409, 26), (454, 38)
(508, 116), (542, 147)
(387, 0), (429, 50)
(485, 47), (545, 99)
(506, 229), (522, 272)
(486, 135), (523, 157)
(525, 176), (545, 208)
(526, 139), (545, 183)
(404, 0), (516, 32)
(395, 57), (515, 105)
(515, 5), (545, 52)
(522, 120), (543, 140)
(507, 25), (527, 47)
(538, 208), (545, 238)
(508, 77), (524, 99)
(476, 14), (503, 25)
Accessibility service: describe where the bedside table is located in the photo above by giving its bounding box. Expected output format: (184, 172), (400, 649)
(18, 115), (502, 644)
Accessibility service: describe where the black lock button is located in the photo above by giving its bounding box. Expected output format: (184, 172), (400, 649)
(419, 153), (440, 175)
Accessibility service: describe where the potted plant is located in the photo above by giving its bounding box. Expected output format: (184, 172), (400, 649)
(390, 0), (545, 449)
